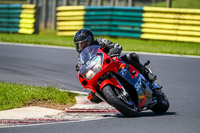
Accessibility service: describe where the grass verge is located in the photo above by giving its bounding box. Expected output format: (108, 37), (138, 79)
(1, 31), (200, 56)
(149, 0), (200, 9)
(0, 82), (78, 111)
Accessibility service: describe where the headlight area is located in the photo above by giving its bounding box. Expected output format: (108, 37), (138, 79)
(85, 63), (102, 80)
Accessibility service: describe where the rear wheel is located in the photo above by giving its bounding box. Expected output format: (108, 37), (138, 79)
(102, 85), (138, 117)
(151, 90), (170, 114)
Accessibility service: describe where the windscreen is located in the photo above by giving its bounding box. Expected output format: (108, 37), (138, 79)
(79, 45), (102, 79)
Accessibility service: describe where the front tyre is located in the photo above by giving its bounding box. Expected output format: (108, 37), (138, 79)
(151, 90), (170, 114)
(102, 85), (137, 117)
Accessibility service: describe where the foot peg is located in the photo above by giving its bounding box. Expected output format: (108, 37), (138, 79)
(148, 73), (157, 83)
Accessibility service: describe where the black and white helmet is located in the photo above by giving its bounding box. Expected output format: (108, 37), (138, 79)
(73, 29), (94, 53)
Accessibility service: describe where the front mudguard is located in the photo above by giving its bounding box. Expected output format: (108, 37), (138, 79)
(100, 78), (123, 90)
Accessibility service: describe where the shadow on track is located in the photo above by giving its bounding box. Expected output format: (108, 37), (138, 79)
(111, 112), (177, 118)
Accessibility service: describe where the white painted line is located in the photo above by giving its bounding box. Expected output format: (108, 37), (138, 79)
(64, 90), (88, 95)
(0, 42), (200, 59)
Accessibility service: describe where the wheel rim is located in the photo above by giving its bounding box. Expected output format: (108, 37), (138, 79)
(114, 87), (135, 108)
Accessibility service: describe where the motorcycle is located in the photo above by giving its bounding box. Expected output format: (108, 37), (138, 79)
(78, 45), (169, 117)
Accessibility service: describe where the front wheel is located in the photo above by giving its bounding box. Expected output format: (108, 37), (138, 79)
(151, 90), (170, 114)
(102, 85), (137, 117)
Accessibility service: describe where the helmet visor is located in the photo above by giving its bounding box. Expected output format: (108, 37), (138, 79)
(75, 40), (87, 52)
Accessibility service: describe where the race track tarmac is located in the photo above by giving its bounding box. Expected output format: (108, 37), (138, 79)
(0, 43), (200, 133)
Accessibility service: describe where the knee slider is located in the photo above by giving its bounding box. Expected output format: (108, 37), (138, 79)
(129, 53), (139, 63)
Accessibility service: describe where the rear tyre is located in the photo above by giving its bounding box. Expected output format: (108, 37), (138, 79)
(102, 85), (138, 117)
(151, 90), (170, 114)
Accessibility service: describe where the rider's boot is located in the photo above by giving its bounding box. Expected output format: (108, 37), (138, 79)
(148, 72), (157, 83)
(88, 92), (103, 104)
(138, 65), (157, 83)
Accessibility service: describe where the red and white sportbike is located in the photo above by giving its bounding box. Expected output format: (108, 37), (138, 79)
(78, 45), (169, 117)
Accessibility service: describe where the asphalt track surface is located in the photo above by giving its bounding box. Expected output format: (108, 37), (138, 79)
(0, 44), (200, 133)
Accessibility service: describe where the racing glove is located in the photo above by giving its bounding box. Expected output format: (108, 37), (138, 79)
(109, 47), (121, 56)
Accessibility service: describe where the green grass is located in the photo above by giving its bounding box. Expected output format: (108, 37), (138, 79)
(150, 0), (200, 9)
(0, 31), (74, 47)
(1, 30), (200, 56)
(0, 82), (78, 111)
(111, 37), (200, 56)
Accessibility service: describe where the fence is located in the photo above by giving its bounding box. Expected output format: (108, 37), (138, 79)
(57, 6), (200, 43)
(0, 4), (39, 34)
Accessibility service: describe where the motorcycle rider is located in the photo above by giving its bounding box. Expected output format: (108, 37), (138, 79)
(74, 29), (157, 103)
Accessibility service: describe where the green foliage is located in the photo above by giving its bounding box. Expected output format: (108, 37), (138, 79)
(0, 82), (78, 111)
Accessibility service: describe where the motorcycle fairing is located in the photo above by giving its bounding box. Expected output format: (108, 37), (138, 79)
(78, 45), (152, 108)
(117, 63), (153, 108)
(78, 47), (120, 93)
(99, 78), (123, 90)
